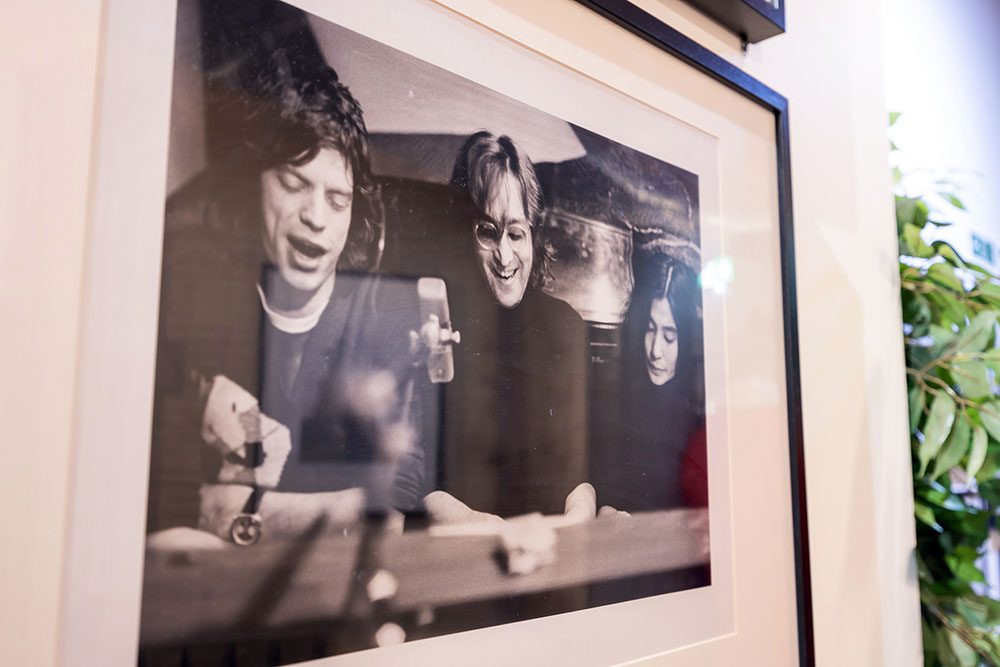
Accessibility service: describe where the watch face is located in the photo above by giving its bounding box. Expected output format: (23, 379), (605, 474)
(230, 514), (263, 546)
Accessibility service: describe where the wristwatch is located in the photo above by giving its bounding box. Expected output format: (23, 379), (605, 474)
(230, 450), (265, 546)
(230, 511), (263, 546)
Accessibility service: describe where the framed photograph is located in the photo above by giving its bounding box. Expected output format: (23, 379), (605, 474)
(61, 0), (811, 665)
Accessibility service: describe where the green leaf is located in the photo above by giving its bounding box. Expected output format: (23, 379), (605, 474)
(948, 309), (998, 355)
(919, 392), (956, 476)
(978, 594), (1000, 624)
(947, 628), (979, 667)
(952, 360), (993, 399)
(889, 111), (902, 126)
(940, 192), (967, 211)
(975, 449), (1000, 482)
(960, 259), (993, 276)
(914, 501), (943, 532)
(955, 596), (990, 627)
(924, 491), (966, 512)
(928, 262), (965, 293)
(902, 223), (920, 250)
(927, 290), (970, 329)
(932, 414), (971, 479)
(977, 280), (1000, 303)
(892, 165), (902, 185)
(945, 545), (986, 583)
(914, 200), (930, 228)
(936, 626), (960, 666)
(897, 196), (918, 225)
(933, 241), (967, 267)
(929, 323), (956, 356)
(903, 223), (934, 258)
(903, 291), (932, 328)
(977, 400), (1000, 441)
(909, 385), (926, 432)
(926, 218), (954, 228)
(979, 475), (1000, 504)
(966, 424), (988, 478)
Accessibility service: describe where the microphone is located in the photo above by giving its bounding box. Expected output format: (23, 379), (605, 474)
(416, 277), (460, 384)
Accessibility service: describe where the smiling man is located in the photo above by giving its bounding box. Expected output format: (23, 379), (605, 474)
(433, 132), (590, 519)
(146, 56), (425, 544)
(450, 132), (544, 310)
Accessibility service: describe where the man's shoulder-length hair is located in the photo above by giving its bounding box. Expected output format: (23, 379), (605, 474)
(449, 130), (553, 289)
(206, 49), (384, 271)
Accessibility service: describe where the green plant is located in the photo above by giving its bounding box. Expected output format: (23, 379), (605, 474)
(896, 115), (1000, 666)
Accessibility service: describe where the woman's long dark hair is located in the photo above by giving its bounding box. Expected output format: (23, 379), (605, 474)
(624, 256), (700, 393)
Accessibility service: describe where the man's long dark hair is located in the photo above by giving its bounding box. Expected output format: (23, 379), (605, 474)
(210, 48), (384, 270)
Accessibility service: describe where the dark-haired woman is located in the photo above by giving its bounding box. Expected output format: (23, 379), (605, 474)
(589, 251), (706, 513)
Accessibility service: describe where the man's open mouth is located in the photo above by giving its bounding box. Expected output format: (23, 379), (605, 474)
(288, 235), (328, 260)
(491, 266), (517, 281)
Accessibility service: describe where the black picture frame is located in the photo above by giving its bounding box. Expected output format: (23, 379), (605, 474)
(575, 1), (812, 665)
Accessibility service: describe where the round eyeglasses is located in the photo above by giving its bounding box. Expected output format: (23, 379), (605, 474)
(474, 220), (532, 252)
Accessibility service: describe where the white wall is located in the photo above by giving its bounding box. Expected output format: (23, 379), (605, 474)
(883, 0), (1000, 271)
(0, 1), (103, 666)
(0, 0), (918, 665)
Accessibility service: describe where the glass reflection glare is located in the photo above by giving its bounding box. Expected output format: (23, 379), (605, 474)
(700, 256), (734, 295)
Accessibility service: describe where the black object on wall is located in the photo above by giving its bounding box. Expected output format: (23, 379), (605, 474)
(682, 0), (785, 44)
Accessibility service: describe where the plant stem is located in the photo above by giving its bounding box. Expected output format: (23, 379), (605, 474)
(925, 601), (998, 662)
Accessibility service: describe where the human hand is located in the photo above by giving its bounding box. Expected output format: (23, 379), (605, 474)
(598, 505), (631, 519)
(200, 375), (257, 455)
(563, 482), (597, 524)
(198, 484), (367, 543)
(423, 490), (504, 526)
(146, 526), (229, 552)
(200, 375), (292, 489)
(213, 411), (291, 489)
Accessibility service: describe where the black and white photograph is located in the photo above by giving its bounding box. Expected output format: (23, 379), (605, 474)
(140, 0), (714, 663)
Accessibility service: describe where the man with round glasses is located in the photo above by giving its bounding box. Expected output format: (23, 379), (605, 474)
(428, 131), (590, 521)
(472, 217), (532, 308)
(450, 131), (551, 309)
